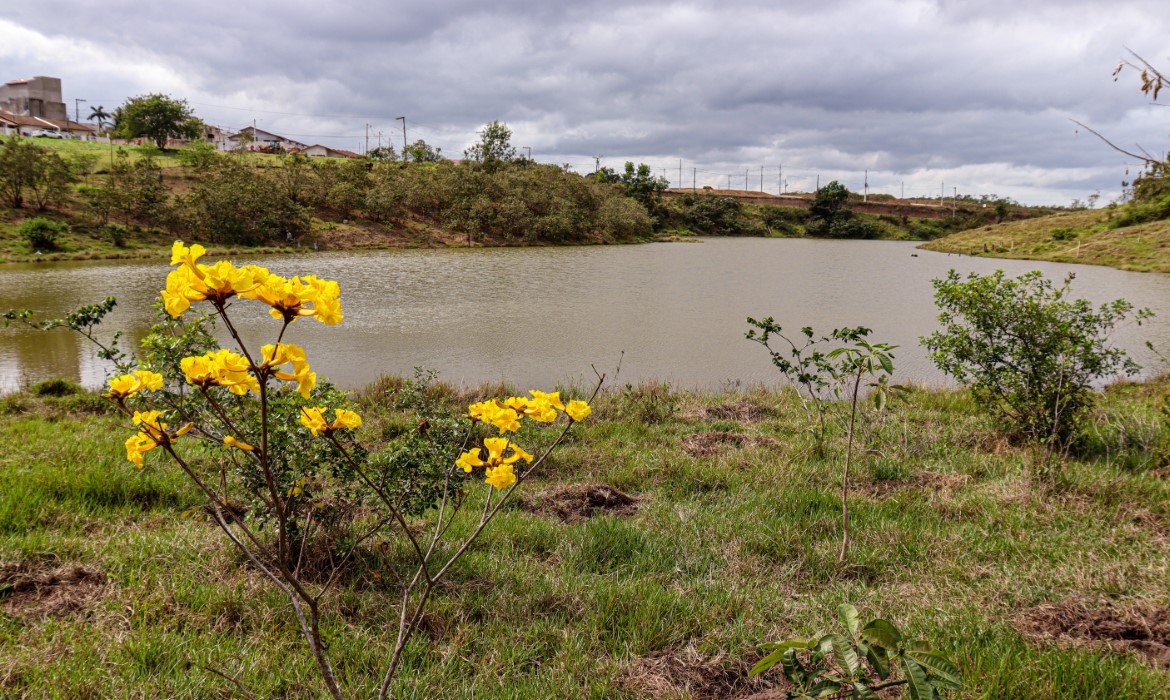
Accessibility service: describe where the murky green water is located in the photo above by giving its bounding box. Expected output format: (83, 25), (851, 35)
(3, 239), (1168, 392)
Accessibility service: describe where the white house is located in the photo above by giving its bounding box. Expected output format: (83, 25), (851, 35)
(225, 126), (308, 153)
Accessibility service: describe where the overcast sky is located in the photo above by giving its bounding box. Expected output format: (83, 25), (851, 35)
(2, 1), (1167, 205)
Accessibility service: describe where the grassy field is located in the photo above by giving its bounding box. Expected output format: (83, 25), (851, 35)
(918, 209), (1170, 273)
(2, 377), (1169, 698)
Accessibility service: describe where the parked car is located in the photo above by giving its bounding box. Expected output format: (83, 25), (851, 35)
(29, 128), (64, 139)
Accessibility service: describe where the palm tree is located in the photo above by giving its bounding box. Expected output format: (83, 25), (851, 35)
(87, 105), (111, 134)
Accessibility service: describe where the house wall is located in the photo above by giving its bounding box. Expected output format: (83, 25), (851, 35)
(0, 77), (67, 120)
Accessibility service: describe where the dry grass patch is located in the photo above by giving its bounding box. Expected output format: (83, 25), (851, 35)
(1017, 597), (1170, 667)
(687, 399), (775, 425)
(619, 643), (780, 699)
(681, 431), (777, 457)
(857, 470), (970, 499)
(522, 484), (639, 523)
(0, 561), (106, 620)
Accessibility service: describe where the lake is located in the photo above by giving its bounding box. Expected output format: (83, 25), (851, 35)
(2, 239), (1168, 393)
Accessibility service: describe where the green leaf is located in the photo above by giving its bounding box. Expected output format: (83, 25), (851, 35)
(808, 680), (843, 697)
(878, 352), (895, 374)
(782, 648), (806, 684)
(838, 603), (861, 639)
(905, 651), (963, 690)
(865, 643), (890, 680)
(853, 683), (878, 700)
(902, 658), (933, 700)
(861, 619), (902, 650)
(750, 641), (812, 677)
(828, 633), (860, 677)
(872, 388), (887, 411)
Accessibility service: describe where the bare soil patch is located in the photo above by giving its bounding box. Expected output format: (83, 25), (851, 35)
(620, 644), (782, 699)
(681, 431), (776, 457)
(688, 399), (773, 425)
(1017, 598), (1170, 666)
(0, 561), (106, 620)
(524, 484), (639, 523)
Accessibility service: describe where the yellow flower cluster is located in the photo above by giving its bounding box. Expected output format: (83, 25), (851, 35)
(161, 241), (343, 325)
(455, 437), (534, 490)
(181, 349), (260, 395)
(260, 343), (316, 398)
(105, 369), (164, 401)
(468, 391), (592, 433)
(124, 410), (191, 468)
(299, 407), (363, 436)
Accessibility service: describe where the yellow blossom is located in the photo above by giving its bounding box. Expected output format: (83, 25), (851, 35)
(262, 343), (316, 398)
(105, 369), (164, 400)
(241, 273), (343, 325)
(161, 242), (269, 316)
(124, 411), (189, 468)
(180, 349), (259, 395)
(170, 241), (206, 268)
(529, 390), (565, 411)
(565, 400), (592, 422)
(456, 447), (484, 473)
(224, 435), (255, 451)
(300, 407), (328, 436)
(484, 463), (516, 490)
(331, 409), (362, 430)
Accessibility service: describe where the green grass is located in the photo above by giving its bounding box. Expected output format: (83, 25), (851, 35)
(919, 208), (1170, 272)
(2, 380), (1170, 698)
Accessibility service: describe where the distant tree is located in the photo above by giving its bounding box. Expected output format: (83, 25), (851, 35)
(368, 144), (398, 162)
(805, 180), (877, 238)
(404, 139), (443, 164)
(0, 138), (75, 210)
(464, 120), (516, 170)
(112, 94), (203, 149)
(87, 105), (111, 133)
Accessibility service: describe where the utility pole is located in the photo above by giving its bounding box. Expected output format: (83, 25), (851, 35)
(744, 168), (748, 191)
(364, 123), (370, 155)
(778, 165), (782, 194)
(760, 165), (763, 192)
(901, 181), (904, 200)
(953, 186), (957, 216)
(692, 167), (696, 192)
(941, 181), (944, 201)
(523, 146), (531, 160)
(727, 174), (731, 189)
(863, 169), (868, 202)
(816, 174), (820, 192)
(396, 116), (407, 160)
(74, 98), (86, 125)
(594, 155), (602, 173)
(679, 159), (682, 190)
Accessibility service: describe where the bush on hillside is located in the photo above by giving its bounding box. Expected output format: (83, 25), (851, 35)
(18, 217), (67, 250)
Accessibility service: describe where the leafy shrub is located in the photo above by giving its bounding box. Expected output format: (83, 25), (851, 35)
(176, 141), (220, 169)
(18, 217), (67, 250)
(922, 270), (1150, 445)
(102, 222), (128, 247)
(183, 158), (309, 245)
(1051, 226), (1078, 241)
(30, 377), (82, 396)
(750, 603), (963, 699)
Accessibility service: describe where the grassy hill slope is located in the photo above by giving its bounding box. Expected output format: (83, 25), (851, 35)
(919, 208), (1170, 273)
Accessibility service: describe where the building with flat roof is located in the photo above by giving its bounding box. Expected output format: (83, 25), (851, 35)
(0, 76), (67, 121)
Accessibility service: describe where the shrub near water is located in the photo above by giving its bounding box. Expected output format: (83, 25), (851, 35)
(18, 217), (67, 250)
(923, 269), (1150, 449)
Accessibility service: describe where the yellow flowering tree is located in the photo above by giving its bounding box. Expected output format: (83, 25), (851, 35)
(55, 241), (596, 699)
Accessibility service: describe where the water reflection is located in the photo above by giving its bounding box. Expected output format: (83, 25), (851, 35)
(2, 240), (1168, 392)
